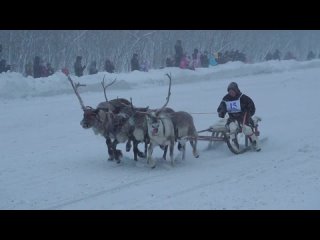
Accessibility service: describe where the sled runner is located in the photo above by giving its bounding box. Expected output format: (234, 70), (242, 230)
(196, 116), (262, 154)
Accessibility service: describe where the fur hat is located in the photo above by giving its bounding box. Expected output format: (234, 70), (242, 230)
(227, 82), (240, 93)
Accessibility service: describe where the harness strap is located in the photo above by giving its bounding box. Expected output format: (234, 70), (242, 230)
(159, 118), (166, 136)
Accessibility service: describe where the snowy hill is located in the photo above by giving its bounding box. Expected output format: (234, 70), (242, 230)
(1, 60), (320, 209)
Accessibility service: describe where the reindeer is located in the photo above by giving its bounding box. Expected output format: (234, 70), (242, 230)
(129, 95), (174, 159)
(124, 99), (150, 159)
(145, 73), (176, 168)
(98, 78), (151, 162)
(67, 74), (141, 163)
(169, 111), (199, 160)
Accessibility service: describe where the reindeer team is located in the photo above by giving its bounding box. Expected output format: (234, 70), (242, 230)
(67, 73), (199, 168)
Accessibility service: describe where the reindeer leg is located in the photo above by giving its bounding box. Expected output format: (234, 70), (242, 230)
(132, 139), (139, 161)
(182, 143), (186, 161)
(162, 145), (168, 161)
(136, 142), (146, 158)
(126, 126), (135, 152)
(144, 136), (150, 157)
(147, 142), (156, 168)
(190, 139), (199, 158)
(126, 139), (132, 152)
(178, 138), (187, 160)
(169, 140), (175, 166)
(105, 137), (114, 161)
(113, 139), (122, 163)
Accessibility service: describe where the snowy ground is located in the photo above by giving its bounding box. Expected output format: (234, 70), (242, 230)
(1, 59), (320, 209)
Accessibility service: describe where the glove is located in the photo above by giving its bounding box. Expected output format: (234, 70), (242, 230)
(218, 111), (225, 118)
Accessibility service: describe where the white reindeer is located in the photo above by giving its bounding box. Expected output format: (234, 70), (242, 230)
(146, 73), (176, 168)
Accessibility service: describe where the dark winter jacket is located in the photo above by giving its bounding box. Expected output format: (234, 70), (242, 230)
(174, 41), (183, 67)
(307, 51), (315, 60)
(217, 91), (255, 124)
(105, 60), (115, 73)
(0, 59), (10, 73)
(74, 58), (86, 77)
(33, 56), (43, 78)
(200, 53), (209, 67)
(131, 55), (140, 71)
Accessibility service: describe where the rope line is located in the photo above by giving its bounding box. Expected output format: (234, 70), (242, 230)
(189, 112), (217, 115)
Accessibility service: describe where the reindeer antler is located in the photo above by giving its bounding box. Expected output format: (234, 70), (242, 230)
(101, 76), (117, 102)
(156, 73), (172, 114)
(129, 97), (149, 115)
(130, 97), (134, 111)
(67, 75), (87, 111)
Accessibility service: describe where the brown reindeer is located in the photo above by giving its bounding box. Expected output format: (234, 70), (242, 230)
(67, 75), (142, 163)
(169, 111), (199, 160)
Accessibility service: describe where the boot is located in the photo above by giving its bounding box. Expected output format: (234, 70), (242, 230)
(243, 124), (261, 152)
(230, 134), (239, 150)
(251, 138), (261, 152)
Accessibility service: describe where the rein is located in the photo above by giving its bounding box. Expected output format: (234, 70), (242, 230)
(189, 112), (217, 115)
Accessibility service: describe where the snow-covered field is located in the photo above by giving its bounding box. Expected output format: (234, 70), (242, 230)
(1, 59), (320, 209)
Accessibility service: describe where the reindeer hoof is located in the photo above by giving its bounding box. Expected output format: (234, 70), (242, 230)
(137, 151), (146, 158)
(126, 143), (131, 152)
(115, 150), (123, 159)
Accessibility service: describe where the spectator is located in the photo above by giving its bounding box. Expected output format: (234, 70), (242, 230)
(25, 61), (33, 77)
(0, 59), (11, 73)
(238, 51), (247, 63)
(39, 59), (49, 77)
(265, 52), (273, 61)
(200, 51), (209, 67)
(273, 49), (281, 61)
(104, 59), (115, 73)
(216, 52), (226, 64)
(307, 51), (316, 60)
(131, 53), (140, 71)
(209, 52), (218, 66)
(74, 56), (86, 77)
(46, 63), (54, 76)
(88, 61), (98, 75)
(180, 54), (194, 70)
(166, 56), (175, 67)
(192, 48), (200, 68)
(140, 59), (149, 72)
(33, 56), (43, 78)
(174, 40), (183, 67)
(283, 51), (296, 60)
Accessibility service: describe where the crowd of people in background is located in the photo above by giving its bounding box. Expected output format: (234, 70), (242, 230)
(1, 42), (320, 78)
(167, 40), (248, 70)
(264, 49), (319, 61)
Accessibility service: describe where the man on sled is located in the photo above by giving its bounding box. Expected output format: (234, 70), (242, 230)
(217, 82), (261, 152)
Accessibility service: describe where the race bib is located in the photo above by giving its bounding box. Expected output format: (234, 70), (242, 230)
(225, 99), (241, 113)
